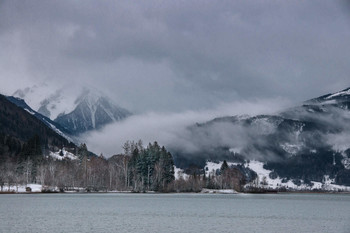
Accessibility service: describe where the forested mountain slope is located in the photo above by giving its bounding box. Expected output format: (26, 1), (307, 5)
(0, 94), (75, 159)
(172, 87), (350, 186)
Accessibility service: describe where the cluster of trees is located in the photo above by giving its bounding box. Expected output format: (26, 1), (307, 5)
(0, 133), (250, 193)
(0, 134), (22, 157)
(127, 141), (174, 191)
(0, 140), (176, 192)
(264, 148), (350, 186)
(173, 160), (247, 192)
(0, 134), (45, 191)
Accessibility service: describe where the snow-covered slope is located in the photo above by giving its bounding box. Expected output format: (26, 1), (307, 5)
(49, 148), (78, 160)
(204, 161), (350, 192)
(306, 87), (350, 107)
(204, 161), (238, 177)
(6, 96), (74, 142)
(325, 88), (350, 99)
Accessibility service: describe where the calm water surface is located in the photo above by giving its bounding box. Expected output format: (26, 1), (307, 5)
(0, 193), (349, 233)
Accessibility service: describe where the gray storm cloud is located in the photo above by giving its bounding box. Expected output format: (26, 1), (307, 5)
(0, 0), (350, 113)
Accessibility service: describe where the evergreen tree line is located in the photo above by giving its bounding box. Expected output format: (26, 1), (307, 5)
(126, 140), (175, 192)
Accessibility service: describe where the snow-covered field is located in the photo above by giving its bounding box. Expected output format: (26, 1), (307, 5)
(204, 161), (238, 177)
(204, 160), (350, 192)
(1, 184), (42, 193)
(245, 160), (350, 191)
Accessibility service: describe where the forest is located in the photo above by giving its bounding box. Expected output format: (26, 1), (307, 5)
(0, 136), (247, 193)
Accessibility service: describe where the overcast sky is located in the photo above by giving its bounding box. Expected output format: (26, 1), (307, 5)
(1, 0), (350, 113)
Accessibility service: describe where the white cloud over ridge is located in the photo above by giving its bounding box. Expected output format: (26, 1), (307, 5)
(82, 98), (291, 156)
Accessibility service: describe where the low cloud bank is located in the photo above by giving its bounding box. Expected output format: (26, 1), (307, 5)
(82, 98), (291, 157)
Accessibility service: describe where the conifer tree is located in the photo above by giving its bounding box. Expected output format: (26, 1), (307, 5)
(127, 140), (175, 192)
(220, 160), (229, 173)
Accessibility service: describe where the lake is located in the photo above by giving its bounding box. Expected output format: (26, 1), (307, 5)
(0, 193), (349, 233)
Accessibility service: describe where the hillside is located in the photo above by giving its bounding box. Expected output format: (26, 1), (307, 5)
(172, 87), (350, 186)
(6, 96), (73, 141)
(0, 94), (75, 159)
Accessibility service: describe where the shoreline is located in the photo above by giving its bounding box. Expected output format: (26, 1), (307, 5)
(1, 190), (350, 195)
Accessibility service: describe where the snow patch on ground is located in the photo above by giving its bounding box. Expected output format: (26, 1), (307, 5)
(174, 166), (189, 180)
(342, 157), (350, 169)
(201, 188), (238, 194)
(325, 89), (350, 99)
(24, 108), (35, 115)
(49, 148), (78, 160)
(319, 100), (338, 105)
(204, 161), (238, 177)
(281, 143), (301, 155)
(340, 152), (350, 169)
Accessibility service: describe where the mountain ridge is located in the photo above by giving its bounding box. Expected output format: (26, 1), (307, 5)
(5, 96), (74, 142)
(0, 94), (76, 159)
(172, 86), (350, 186)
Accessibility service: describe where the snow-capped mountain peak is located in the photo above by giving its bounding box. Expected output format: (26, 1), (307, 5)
(325, 87), (350, 100)
(13, 84), (78, 119)
(54, 88), (131, 134)
(13, 84), (131, 135)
